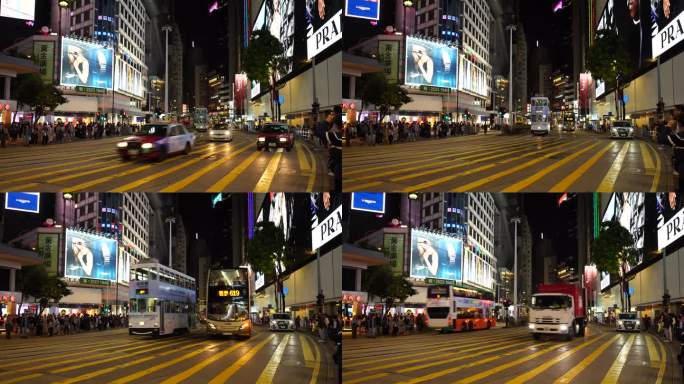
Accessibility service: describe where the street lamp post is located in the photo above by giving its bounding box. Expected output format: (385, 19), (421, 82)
(506, 25), (516, 126)
(162, 25), (173, 115)
(63, 193), (73, 226)
(656, 57), (664, 122)
(403, 1), (413, 35)
(165, 217), (176, 268)
(511, 217), (521, 322)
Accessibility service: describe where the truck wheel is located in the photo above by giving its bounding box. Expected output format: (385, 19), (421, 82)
(566, 321), (575, 341)
(577, 319), (585, 337)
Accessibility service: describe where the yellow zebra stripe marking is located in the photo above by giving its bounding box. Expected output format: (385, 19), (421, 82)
(254, 152), (282, 192)
(206, 151), (261, 191)
(208, 334), (276, 384)
(645, 333), (661, 368)
(160, 334), (272, 384)
(299, 333), (315, 367)
(160, 143), (251, 192)
(296, 142), (311, 173)
(549, 141), (615, 192)
(554, 334), (621, 384)
(0, 373), (42, 384)
(505, 333), (607, 384)
(640, 142), (655, 174)
(503, 141), (602, 192)
(255, 334), (291, 384)
(301, 143), (317, 191)
(309, 335), (321, 384)
(600, 334), (635, 384)
(597, 141), (630, 192)
(343, 373), (390, 384)
(655, 335), (667, 384)
(650, 143), (662, 192)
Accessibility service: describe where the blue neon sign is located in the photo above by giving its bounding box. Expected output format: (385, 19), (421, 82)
(351, 192), (385, 214)
(5, 192), (40, 213)
(345, 0), (380, 21)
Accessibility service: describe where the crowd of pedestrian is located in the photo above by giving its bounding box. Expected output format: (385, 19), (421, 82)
(348, 312), (427, 338)
(347, 119), (491, 146)
(0, 119), (136, 148)
(659, 105), (684, 192)
(1, 312), (128, 339)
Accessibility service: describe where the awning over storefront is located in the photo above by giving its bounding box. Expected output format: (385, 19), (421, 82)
(0, 243), (42, 270)
(400, 94), (443, 113)
(54, 94), (100, 113)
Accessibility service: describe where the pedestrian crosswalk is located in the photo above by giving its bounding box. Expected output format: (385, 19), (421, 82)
(0, 329), (335, 384)
(343, 134), (670, 192)
(342, 326), (679, 384)
(0, 132), (330, 192)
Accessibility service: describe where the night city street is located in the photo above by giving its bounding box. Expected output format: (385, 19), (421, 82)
(0, 131), (331, 192)
(343, 325), (678, 383)
(343, 131), (671, 192)
(0, 326), (335, 384)
(0, 192), (342, 383)
(342, 193), (684, 384)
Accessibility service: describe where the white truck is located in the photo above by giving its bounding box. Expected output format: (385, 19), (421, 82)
(528, 284), (586, 341)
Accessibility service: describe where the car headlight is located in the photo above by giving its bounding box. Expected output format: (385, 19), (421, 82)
(240, 321), (250, 330)
(208, 323), (216, 329)
(559, 324), (568, 331)
(279, 137), (287, 142)
(636, 320), (640, 326)
(529, 323), (535, 329)
(617, 320), (623, 326)
(117, 142), (128, 148)
(141, 143), (154, 149)
(258, 137), (266, 142)
(154, 323), (159, 327)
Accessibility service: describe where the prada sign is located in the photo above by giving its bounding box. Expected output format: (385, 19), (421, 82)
(307, 10), (342, 60)
(658, 207), (684, 249)
(311, 205), (343, 250)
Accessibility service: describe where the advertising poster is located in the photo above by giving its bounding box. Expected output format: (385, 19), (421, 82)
(33, 41), (54, 84)
(60, 37), (113, 90)
(410, 229), (463, 282)
(463, 246), (493, 291)
(36, 233), (59, 276)
(459, 56), (487, 97)
(405, 36), (458, 89)
(350, 192), (385, 213)
(345, 0), (380, 20)
(383, 233), (405, 275)
(601, 193), (646, 267)
(64, 229), (117, 281)
(0, 0), (35, 21)
(651, 0), (684, 58)
(378, 41), (399, 83)
(253, 0), (296, 76)
(578, 73), (593, 111)
(4, 192), (40, 213)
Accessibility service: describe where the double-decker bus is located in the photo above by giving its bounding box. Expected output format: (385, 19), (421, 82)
(129, 262), (196, 337)
(205, 268), (251, 338)
(530, 97), (550, 135)
(560, 112), (576, 131)
(425, 285), (496, 332)
(193, 107), (209, 132)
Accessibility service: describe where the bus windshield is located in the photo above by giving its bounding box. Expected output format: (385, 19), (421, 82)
(130, 298), (157, 313)
(531, 115), (549, 123)
(207, 269), (249, 322)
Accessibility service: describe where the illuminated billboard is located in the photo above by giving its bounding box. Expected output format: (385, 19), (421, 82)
(5, 192), (39, 213)
(64, 229), (118, 281)
(602, 193), (645, 267)
(252, 0), (296, 76)
(410, 229), (462, 282)
(405, 36), (458, 89)
(351, 192), (385, 214)
(0, 0), (35, 21)
(60, 37), (113, 90)
(345, 0), (380, 20)
(459, 56), (487, 97)
(652, 0), (684, 58)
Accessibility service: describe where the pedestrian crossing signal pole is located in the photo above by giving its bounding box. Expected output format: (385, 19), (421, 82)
(511, 217), (521, 323)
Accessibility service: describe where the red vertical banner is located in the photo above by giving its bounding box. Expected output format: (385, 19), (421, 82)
(234, 73), (248, 115)
(579, 73), (593, 113)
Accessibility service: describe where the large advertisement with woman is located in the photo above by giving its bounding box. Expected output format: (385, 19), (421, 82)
(409, 229), (463, 282)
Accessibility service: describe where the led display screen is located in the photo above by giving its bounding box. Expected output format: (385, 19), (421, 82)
(60, 37), (113, 90)
(64, 229), (118, 281)
(405, 36), (458, 89)
(410, 229), (463, 282)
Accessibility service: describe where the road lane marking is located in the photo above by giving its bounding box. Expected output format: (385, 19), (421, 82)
(109, 342), (219, 384)
(309, 334), (321, 384)
(296, 142), (311, 173)
(597, 141), (631, 192)
(343, 181), (383, 192)
(655, 335), (667, 384)
(452, 141), (589, 192)
(506, 333), (607, 384)
(54, 341), (208, 384)
(301, 143), (318, 191)
(160, 143), (251, 192)
(640, 142), (655, 174)
(503, 141), (602, 192)
(344, 136), (536, 180)
(645, 333), (661, 368)
(549, 142), (616, 192)
(49, 339), (195, 374)
(600, 333), (635, 383)
(208, 334), (277, 384)
(299, 333), (315, 367)
(345, 335), (533, 374)
(650, 143), (662, 192)
(255, 334), (291, 384)
(393, 341), (554, 384)
(343, 373), (390, 384)
(553, 334), (621, 384)
(159, 334), (271, 384)
(398, 140), (581, 191)
(0, 373), (43, 384)
(207, 151), (261, 191)
(254, 152), (282, 192)
(347, 137), (555, 183)
(453, 340), (579, 384)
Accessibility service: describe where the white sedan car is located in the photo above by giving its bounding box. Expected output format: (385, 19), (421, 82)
(610, 120), (635, 139)
(269, 313), (295, 332)
(208, 124), (234, 142)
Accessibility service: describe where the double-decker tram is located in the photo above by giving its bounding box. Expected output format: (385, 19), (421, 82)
(205, 268), (251, 338)
(128, 262), (196, 337)
(425, 285), (496, 332)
